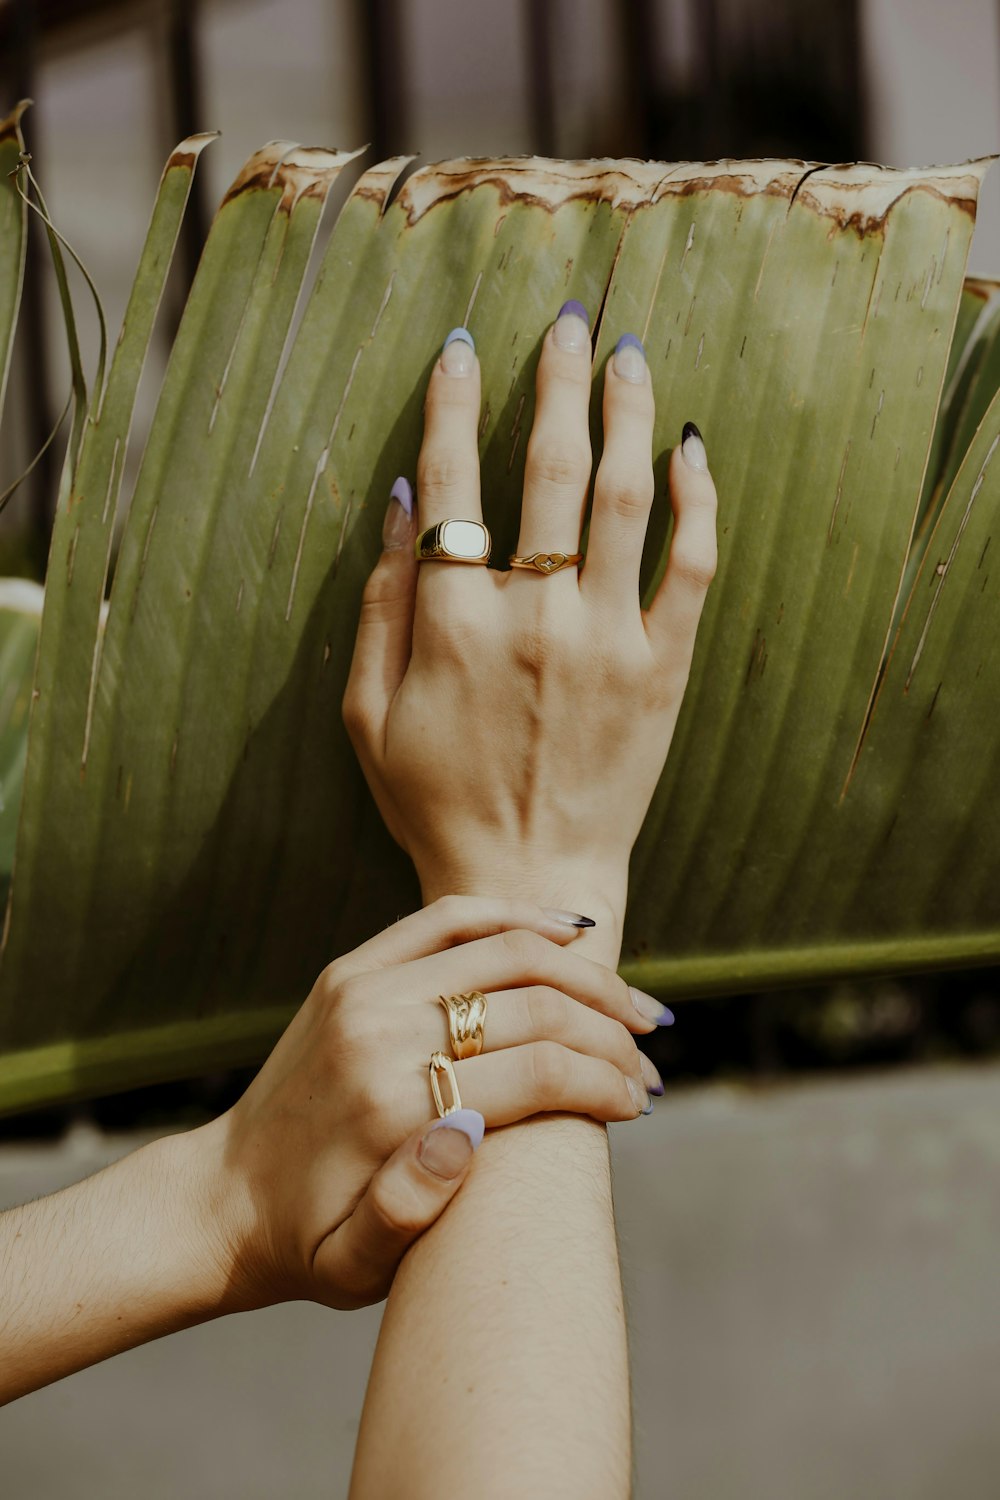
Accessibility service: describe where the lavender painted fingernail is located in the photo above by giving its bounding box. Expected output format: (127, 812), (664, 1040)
(614, 333), (647, 383)
(390, 476), (414, 515)
(420, 1110), (484, 1178)
(441, 326), (476, 376)
(382, 477), (414, 550)
(639, 1053), (665, 1096)
(626, 1076), (654, 1115)
(630, 987), (675, 1026)
(553, 300), (590, 352)
(426, 1107), (485, 1148)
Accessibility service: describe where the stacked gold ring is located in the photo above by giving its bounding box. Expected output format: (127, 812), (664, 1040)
(437, 990), (487, 1059)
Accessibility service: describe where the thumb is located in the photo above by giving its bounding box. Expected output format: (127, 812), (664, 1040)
(311, 1109), (485, 1311)
(343, 476), (419, 738)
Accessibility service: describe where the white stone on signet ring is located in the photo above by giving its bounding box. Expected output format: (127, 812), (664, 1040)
(440, 519), (489, 560)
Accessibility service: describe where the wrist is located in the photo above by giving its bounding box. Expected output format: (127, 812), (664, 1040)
(162, 1114), (255, 1318)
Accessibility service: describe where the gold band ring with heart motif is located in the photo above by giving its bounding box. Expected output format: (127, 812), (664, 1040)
(508, 551), (583, 575)
(438, 991), (488, 1061)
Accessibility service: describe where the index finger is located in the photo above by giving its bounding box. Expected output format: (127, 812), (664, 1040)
(386, 927), (675, 1034)
(416, 327), (484, 530)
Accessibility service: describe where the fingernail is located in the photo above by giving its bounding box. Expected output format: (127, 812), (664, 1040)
(626, 1075), (653, 1115)
(382, 476), (415, 550)
(681, 420), (708, 472)
(420, 1109), (485, 1177)
(630, 987), (675, 1026)
(613, 332), (647, 383)
(542, 907), (597, 928)
(639, 1052), (665, 1096)
(441, 327), (476, 376)
(553, 301), (590, 353)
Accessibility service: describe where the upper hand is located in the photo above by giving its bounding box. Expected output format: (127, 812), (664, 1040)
(343, 306), (718, 924)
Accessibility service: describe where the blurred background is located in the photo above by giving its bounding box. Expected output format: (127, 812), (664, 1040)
(2, 2), (1000, 1497)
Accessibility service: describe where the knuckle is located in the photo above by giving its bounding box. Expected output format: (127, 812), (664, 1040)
(525, 985), (568, 1041)
(600, 470), (655, 518)
(527, 1039), (570, 1099)
(315, 959), (346, 1011)
(510, 623), (559, 678)
(350, 1069), (398, 1136)
(356, 572), (409, 630)
(671, 545), (718, 591)
(526, 442), (592, 492)
(320, 975), (370, 1048)
(417, 450), (475, 499)
(499, 926), (550, 974)
(366, 1174), (425, 1240)
(340, 686), (369, 739)
(431, 892), (471, 927)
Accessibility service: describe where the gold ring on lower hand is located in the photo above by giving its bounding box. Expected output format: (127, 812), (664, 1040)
(438, 990), (488, 1060)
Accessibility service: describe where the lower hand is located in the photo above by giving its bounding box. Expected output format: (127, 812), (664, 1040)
(193, 896), (671, 1315)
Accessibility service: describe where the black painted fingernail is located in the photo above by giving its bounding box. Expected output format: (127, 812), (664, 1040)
(681, 421), (708, 472)
(542, 907), (597, 928)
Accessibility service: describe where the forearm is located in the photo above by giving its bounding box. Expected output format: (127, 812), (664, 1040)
(350, 867), (633, 1500)
(0, 1121), (233, 1405)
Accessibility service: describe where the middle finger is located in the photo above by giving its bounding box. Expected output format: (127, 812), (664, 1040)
(513, 302), (594, 566)
(392, 928), (672, 1035)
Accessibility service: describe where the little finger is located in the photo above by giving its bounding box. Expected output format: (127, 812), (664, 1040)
(644, 423), (718, 666)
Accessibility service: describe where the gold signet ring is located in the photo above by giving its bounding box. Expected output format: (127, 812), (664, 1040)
(438, 991), (488, 1060)
(416, 520), (492, 564)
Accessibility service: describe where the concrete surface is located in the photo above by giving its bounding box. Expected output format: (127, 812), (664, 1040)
(2, 1062), (1000, 1499)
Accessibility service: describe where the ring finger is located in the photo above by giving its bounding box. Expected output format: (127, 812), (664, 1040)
(580, 333), (656, 610)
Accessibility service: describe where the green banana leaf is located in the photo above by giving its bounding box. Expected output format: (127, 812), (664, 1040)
(0, 580), (42, 911)
(1, 135), (999, 1115)
(0, 101), (28, 431)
